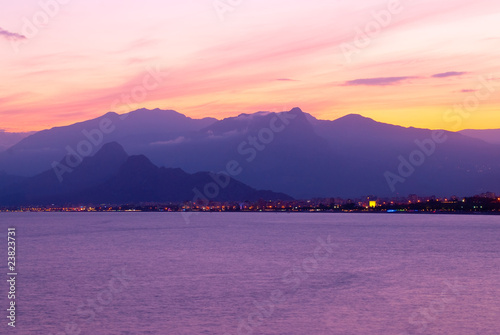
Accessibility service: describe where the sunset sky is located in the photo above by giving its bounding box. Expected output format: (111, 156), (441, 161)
(1, 0), (499, 132)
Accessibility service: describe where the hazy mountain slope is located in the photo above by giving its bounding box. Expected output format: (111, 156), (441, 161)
(0, 142), (290, 206)
(460, 129), (500, 145)
(0, 109), (216, 176)
(307, 114), (500, 197)
(132, 108), (500, 198)
(0, 108), (499, 198)
(0, 131), (35, 152)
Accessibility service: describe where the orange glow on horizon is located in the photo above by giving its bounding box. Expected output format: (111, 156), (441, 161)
(1, 0), (499, 132)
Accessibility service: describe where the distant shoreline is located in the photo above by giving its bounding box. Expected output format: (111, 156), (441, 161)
(1, 209), (499, 216)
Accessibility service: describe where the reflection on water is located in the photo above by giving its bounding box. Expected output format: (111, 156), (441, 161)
(0, 212), (499, 334)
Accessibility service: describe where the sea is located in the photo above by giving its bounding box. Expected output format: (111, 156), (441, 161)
(0, 212), (499, 334)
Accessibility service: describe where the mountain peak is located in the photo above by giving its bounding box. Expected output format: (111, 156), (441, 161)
(330, 114), (380, 128)
(289, 107), (304, 114)
(119, 108), (188, 123)
(126, 154), (154, 166)
(335, 114), (374, 122)
(96, 142), (127, 157)
(119, 154), (159, 175)
(235, 112), (270, 120)
(128, 108), (181, 116)
(64, 141), (129, 179)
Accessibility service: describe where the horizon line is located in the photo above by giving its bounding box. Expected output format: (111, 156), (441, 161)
(4, 107), (498, 134)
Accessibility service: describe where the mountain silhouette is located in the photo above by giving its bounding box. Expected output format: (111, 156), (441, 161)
(460, 129), (500, 145)
(0, 108), (499, 198)
(0, 142), (290, 206)
(0, 131), (34, 152)
(0, 108), (216, 176)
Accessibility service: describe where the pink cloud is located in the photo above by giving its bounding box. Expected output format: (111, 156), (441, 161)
(0, 27), (26, 41)
(344, 77), (417, 86)
(432, 71), (468, 78)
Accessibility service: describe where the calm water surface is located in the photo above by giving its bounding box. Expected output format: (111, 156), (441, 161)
(0, 212), (499, 334)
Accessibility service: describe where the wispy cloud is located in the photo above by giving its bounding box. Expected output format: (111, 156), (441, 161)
(460, 89), (477, 93)
(276, 78), (297, 82)
(432, 71), (467, 78)
(344, 77), (415, 86)
(150, 136), (186, 146)
(0, 27), (26, 41)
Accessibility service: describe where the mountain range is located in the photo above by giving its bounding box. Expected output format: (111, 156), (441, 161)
(0, 142), (289, 206)
(0, 107), (499, 202)
(459, 129), (500, 145)
(0, 130), (34, 152)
